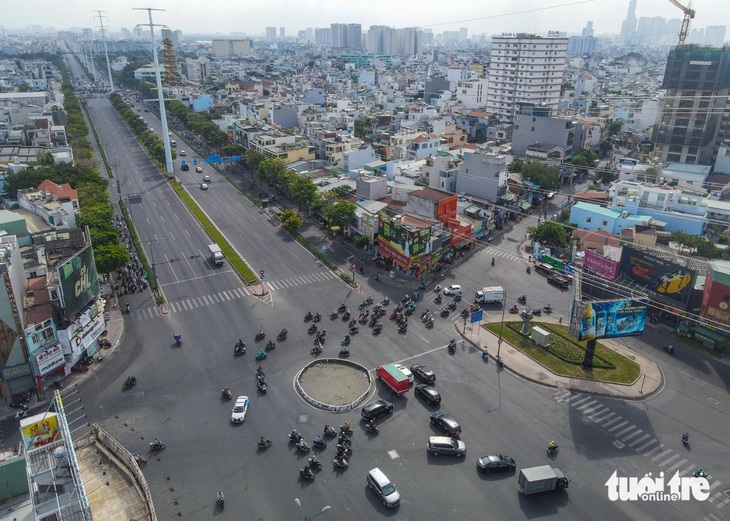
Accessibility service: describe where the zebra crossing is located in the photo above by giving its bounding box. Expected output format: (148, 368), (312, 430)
(483, 247), (523, 263)
(554, 390), (730, 513)
(265, 270), (338, 291)
(131, 271), (338, 320)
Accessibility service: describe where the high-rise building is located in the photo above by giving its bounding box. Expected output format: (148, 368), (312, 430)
(367, 25), (394, 54)
(279, 27), (285, 39)
(620, 0), (637, 44)
(581, 21), (594, 38)
(395, 27), (423, 57)
(211, 39), (251, 58)
(331, 23), (361, 50)
(485, 34), (568, 123)
(636, 16), (666, 47)
(315, 27), (332, 47)
(653, 47), (730, 166)
(266, 27), (277, 40)
(705, 26), (727, 47)
(459, 28), (468, 42)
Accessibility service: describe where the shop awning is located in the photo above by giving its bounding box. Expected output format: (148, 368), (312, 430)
(691, 324), (729, 344)
(518, 200), (532, 211)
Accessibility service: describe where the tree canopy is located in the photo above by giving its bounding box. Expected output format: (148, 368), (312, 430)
(527, 221), (570, 248)
(520, 162), (562, 191)
(324, 201), (357, 231)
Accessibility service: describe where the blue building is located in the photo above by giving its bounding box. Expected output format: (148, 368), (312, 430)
(569, 201), (654, 235)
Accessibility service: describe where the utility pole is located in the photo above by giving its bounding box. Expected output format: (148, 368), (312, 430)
(134, 7), (174, 178)
(94, 11), (115, 93)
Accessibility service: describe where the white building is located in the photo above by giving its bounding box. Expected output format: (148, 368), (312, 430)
(455, 78), (488, 109)
(211, 39), (251, 58)
(486, 34), (568, 123)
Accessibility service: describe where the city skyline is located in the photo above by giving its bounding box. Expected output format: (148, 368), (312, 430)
(3, 0), (728, 40)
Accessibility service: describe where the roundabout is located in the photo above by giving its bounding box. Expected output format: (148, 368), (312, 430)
(295, 358), (372, 412)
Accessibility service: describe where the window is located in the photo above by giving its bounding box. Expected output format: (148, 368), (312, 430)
(602, 220), (608, 226)
(724, 295), (729, 302)
(586, 217), (592, 223)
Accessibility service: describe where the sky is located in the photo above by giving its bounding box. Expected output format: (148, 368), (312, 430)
(3, 0), (727, 38)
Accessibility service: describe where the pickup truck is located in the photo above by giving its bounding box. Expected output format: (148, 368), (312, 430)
(474, 286), (504, 304)
(375, 364), (410, 395)
(518, 465), (569, 495)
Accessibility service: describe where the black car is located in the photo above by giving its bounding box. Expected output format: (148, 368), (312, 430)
(430, 411), (461, 437)
(361, 399), (394, 421)
(411, 364), (436, 384)
(476, 454), (516, 474)
(415, 384), (441, 405)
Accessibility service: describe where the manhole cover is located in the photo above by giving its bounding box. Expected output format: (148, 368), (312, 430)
(707, 397), (719, 405)
(387, 449), (400, 460)
(297, 414), (309, 424)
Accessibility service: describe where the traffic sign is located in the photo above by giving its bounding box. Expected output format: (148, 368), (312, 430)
(259, 269), (265, 275)
(322, 246), (327, 252)
(351, 264), (356, 272)
(259, 274), (265, 280)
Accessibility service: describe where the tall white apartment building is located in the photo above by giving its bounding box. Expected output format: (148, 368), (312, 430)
(485, 34), (567, 123)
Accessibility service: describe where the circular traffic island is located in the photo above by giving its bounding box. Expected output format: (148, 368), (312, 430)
(295, 359), (372, 412)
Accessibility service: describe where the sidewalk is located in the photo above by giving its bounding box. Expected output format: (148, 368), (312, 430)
(459, 313), (663, 400)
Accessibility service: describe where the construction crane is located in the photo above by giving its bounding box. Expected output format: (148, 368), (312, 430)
(666, 0), (696, 45)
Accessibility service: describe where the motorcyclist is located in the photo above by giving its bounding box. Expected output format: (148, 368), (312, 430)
(217, 491), (224, 504)
(280, 328), (287, 336)
(492, 257), (495, 266)
(297, 438), (308, 450)
(314, 434), (323, 445)
(260, 436), (269, 446)
(222, 386), (231, 396)
(343, 421), (350, 430)
(682, 432), (689, 444)
(126, 375), (135, 385)
(257, 365), (264, 375)
(154, 437), (163, 446)
(367, 419), (376, 431)
(125, 303), (131, 313)
(236, 338), (244, 347)
(291, 429), (301, 441)
(548, 441), (558, 450)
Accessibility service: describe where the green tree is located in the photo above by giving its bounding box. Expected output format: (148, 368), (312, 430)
(354, 235), (370, 249)
(508, 159), (525, 173)
(222, 144), (244, 157)
(520, 162), (562, 191)
(17, 82), (33, 92)
(644, 165), (661, 183)
(527, 222), (569, 247)
(257, 158), (288, 187)
(280, 209), (303, 233)
(77, 200), (114, 230)
(599, 140), (613, 158)
(571, 148), (599, 167)
(245, 149), (266, 171)
(90, 228), (120, 247)
(605, 120), (624, 137)
(324, 201), (357, 231)
(94, 244), (130, 275)
(290, 175), (319, 209)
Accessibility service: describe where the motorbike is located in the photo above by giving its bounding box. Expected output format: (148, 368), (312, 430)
(526, 266), (531, 274)
(217, 492), (225, 508)
(324, 424), (338, 437)
(441, 308), (450, 317)
(255, 330), (265, 341)
(509, 305), (519, 314)
(71, 364), (89, 373)
(330, 310), (339, 319)
(174, 333), (182, 346)
(255, 349), (267, 361)
(341, 335), (351, 346)
(425, 318), (434, 328)
(692, 468), (707, 479)
(518, 295), (527, 304)
(365, 296), (373, 305)
(664, 344), (675, 355)
(122, 376), (137, 390)
(382, 296), (390, 305)
(434, 295), (443, 305)
(340, 424), (353, 436)
(454, 294), (462, 303)
(258, 438), (272, 449)
(311, 343), (323, 355)
(289, 431), (303, 443)
(682, 434), (689, 447)
(14, 409), (29, 421)
(265, 340), (276, 351)
(278, 329), (288, 340)
(460, 309), (469, 319)
(9, 402), (28, 411)
(373, 324), (383, 334)
(398, 325), (407, 334)
(497, 356), (505, 368)
(342, 311), (351, 321)
(339, 346), (350, 357)
(365, 422), (379, 435)
(448, 302), (458, 311)
(150, 439), (166, 451)
(336, 444), (353, 457)
(348, 318), (357, 328)
(97, 338), (112, 348)
(309, 456), (323, 470)
(338, 303), (347, 313)
(299, 468), (315, 480)
(390, 310), (398, 321)
(222, 388), (232, 400)
(482, 350), (489, 362)
(312, 313), (321, 322)
(349, 325), (359, 334)
(313, 438), (327, 449)
(134, 454), (148, 468)
(333, 457), (349, 468)
(434, 285), (442, 293)
(257, 376), (267, 393)
(304, 311), (313, 321)
(543, 304), (553, 313)
(296, 440), (311, 453)
(533, 308), (542, 316)
(308, 323), (317, 334)
(359, 315), (368, 325)
(448, 340), (457, 354)
(369, 315), (378, 327)
(547, 445), (559, 456)
(492, 257), (495, 266)
(375, 273), (380, 282)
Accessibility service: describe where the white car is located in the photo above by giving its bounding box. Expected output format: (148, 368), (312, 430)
(196, 166), (203, 173)
(179, 150), (186, 156)
(231, 396), (249, 423)
(394, 364), (414, 385)
(200, 183), (208, 190)
(202, 175), (211, 182)
(443, 284), (462, 296)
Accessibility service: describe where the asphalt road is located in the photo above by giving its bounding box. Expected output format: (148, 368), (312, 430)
(40, 50), (730, 521)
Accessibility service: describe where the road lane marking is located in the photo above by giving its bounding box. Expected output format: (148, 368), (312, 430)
(666, 458), (688, 472)
(628, 434), (651, 447)
(615, 425), (635, 437)
(651, 449), (673, 462)
(601, 416), (623, 428)
(608, 420), (629, 432)
(621, 430), (643, 442)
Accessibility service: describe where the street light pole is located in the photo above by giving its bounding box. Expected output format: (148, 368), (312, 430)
(497, 288), (507, 357)
(294, 498), (331, 521)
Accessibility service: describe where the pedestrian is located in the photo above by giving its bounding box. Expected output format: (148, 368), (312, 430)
(559, 315), (563, 324)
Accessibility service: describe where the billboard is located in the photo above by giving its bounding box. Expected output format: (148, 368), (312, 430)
(619, 247), (696, 307)
(58, 246), (99, 318)
(579, 299), (648, 340)
(583, 250), (619, 281)
(34, 344), (65, 377)
(21, 413), (61, 450)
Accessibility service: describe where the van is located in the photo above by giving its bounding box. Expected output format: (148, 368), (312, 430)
(367, 467), (400, 507)
(170, 140), (177, 147)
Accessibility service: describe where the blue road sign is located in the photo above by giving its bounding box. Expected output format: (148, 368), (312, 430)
(259, 274), (265, 280)
(470, 310), (484, 323)
(228, 155), (242, 162)
(206, 155), (222, 164)
(193, 159), (198, 165)
(321, 246), (327, 252)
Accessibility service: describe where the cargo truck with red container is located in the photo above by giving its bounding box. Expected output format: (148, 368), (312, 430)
(376, 364), (410, 395)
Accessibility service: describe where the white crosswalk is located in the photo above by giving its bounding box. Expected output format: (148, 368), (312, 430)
(130, 271), (338, 320)
(483, 247), (523, 263)
(554, 390), (730, 512)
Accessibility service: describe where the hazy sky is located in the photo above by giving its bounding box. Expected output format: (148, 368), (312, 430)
(4, 0), (728, 38)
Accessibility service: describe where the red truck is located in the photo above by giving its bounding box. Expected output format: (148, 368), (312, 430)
(376, 364), (410, 395)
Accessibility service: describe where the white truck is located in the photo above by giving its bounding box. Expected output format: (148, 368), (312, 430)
(474, 286), (504, 304)
(518, 466), (569, 495)
(208, 244), (224, 266)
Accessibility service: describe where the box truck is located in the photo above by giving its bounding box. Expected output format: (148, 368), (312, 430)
(375, 364), (410, 395)
(208, 244), (224, 266)
(518, 465), (569, 495)
(474, 286), (504, 304)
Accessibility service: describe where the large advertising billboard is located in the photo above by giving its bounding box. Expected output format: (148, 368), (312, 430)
(58, 246), (99, 319)
(21, 413), (60, 450)
(583, 250), (620, 281)
(619, 247), (696, 307)
(578, 299), (648, 340)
